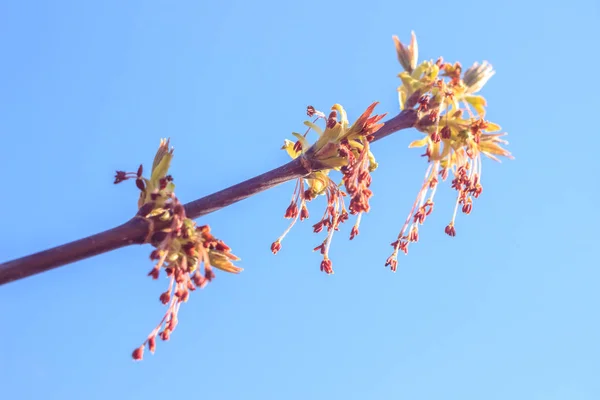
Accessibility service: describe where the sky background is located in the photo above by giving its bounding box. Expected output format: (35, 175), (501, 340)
(1, 0), (599, 399)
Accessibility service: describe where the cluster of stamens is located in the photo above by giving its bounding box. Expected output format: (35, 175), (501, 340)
(386, 37), (512, 271)
(115, 139), (241, 360)
(273, 103), (385, 274)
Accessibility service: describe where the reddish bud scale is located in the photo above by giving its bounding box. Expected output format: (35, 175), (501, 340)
(148, 267), (160, 280)
(293, 141), (303, 153)
(313, 243), (326, 254)
(441, 126), (451, 139)
(313, 221), (324, 233)
(349, 226), (359, 240)
(215, 241), (231, 252)
(148, 336), (156, 354)
(399, 241), (409, 254)
(408, 226), (419, 242)
(425, 200), (434, 216)
(159, 178), (168, 190)
(462, 202), (472, 214)
(413, 209), (426, 225)
(284, 202), (298, 219)
(174, 269), (184, 283)
(320, 259), (333, 274)
(300, 205), (309, 221)
(304, 189), (316, 201)
(429, 176), (438, 189)
(167, 318), (178, 333)
(339, 211), (349, 223)
(445, 223), (456, 237)
(418, 95), (430, 112)
(193, 273), (207, 289)
(385, 256), (398, 272)
(440, 168), (449, 180)
(114, 171), (128, 184)
(204, 269), (216, 282)
(132, 346), (144, 361)
(181, 242), (195, 256)
(271, 241), (281, 254)
(181, 290), (190, 302)
(159, 291), (171, 305)
(422, 145), (432, 159)
(136, 178), (145, 191)
(160, 329), (171, 341)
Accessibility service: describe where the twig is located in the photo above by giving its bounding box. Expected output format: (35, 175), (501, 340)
(0, 109), (418, 286)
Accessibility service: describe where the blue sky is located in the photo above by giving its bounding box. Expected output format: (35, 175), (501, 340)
(1, 0), (599, 399)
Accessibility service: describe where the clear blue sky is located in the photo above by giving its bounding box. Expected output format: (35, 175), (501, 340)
(1, 0), (599, 399)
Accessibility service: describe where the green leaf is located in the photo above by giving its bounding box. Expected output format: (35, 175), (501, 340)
(151, 152), (173, 183)
(291, 132), (311, 152)
(408, 136), (430, 148)
(303, 121), (324, 136)
(465, 95), (487, 116)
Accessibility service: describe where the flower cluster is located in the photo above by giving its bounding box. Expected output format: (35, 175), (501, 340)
(114, 139), (242, 360)
(271, 103), (386, 274)
(385, 32), (513, 271)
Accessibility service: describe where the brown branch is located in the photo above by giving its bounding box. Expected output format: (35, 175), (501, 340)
(0, 109), (418, 286)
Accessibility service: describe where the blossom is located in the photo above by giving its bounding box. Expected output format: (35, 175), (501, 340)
(274, 103), (386, 274)
(115, 139), (241, 359)
(387, 33), (512, 271)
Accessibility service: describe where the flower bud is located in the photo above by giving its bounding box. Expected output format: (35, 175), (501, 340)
(132, 346), (144, 361)
(463, 61), (495, 94)
(393, 31), (418, 73)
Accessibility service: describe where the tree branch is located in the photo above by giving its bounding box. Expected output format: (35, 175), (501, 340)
(0, 109), (418, 286)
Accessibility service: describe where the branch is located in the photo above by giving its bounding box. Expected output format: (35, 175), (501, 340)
(0, 109), (418, 286)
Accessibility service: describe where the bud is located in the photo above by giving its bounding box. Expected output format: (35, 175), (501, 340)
(132, 346), (144, 361)
(147, 267), (160, 280)
(300, 205), (309, 221)
(270, 240), (281, 254)
(385, 256), (398, 272)
(159, 291), (171, 304)
(160, 329), (171, 341)
(393, 31), (418, 73)
(148, 336), (156, 354)
(204, 268), (216, 281)
(114, 171), (128, 184)
(320, 259), (334, 274)
(445, 223), (456, 237)
(463, 61), (495, 94)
